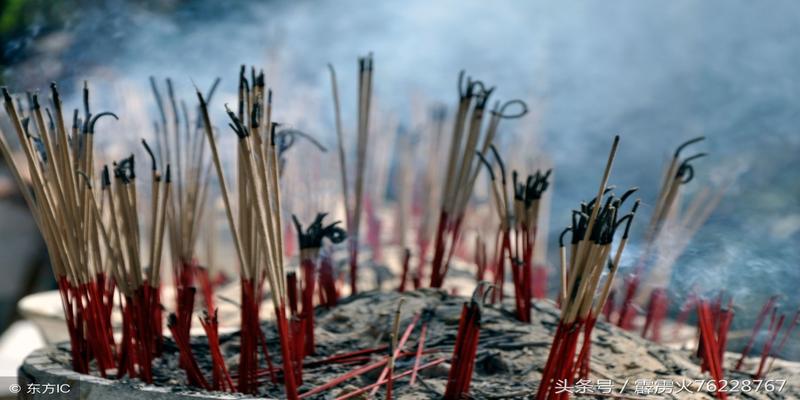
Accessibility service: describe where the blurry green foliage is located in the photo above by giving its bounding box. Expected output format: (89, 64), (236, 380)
(0, 0), (72, 84)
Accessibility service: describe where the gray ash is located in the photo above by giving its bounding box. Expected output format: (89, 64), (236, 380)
(45, 290), (800, 399)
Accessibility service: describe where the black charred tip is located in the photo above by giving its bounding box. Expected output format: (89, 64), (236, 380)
(622, 215), (635, 239)
(270, 122), (280, 146)
(141, 139), (157, 171)
(489, 144), (506, 183)
(224, 104), (249, 139)
(76, 171), (92, 189)
(559, 227), (573, 248)
(681, 152), (708, 165)
(205, 77), (222, 104)
(45, 108), (54, 131)
(512, 169), (519, 189)
(195, 89), (207, 107)
(674, 136), (706, 158)
(165, 164), (172, 183)
(475, 151), (495, 181)
(677, 163), (695, 184)
(493, 99), (528, 119)
(256, 71), (265, 88)
(1, 87), (11, 103)
(83, 81), (90, 117)
(21, 117), (31, 138)
(457, 70), (468, 98)
(474, 86), (495, 109)
(101, 166), (111, 188)
(630, 199), (641, 214)
(619, 187), (638, 206)
(49, 82), (61, 104)
(88, 111), (118, 134)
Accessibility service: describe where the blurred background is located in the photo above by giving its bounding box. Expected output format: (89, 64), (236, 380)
(0, 0), (798, 371)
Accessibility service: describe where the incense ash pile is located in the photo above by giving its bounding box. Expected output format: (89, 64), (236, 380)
(38, 290), (800, 399)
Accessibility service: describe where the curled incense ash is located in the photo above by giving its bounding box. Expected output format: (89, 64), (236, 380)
(292, 213), (347, 249)
(274, 127), (328, 174)
(293, 213), (347, 356)
(444, 283), (493, 399)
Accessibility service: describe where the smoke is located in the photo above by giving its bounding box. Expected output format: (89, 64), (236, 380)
(2, 0), (799, 344)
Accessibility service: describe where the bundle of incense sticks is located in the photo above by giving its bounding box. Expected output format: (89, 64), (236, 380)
(429, 72), (527, 288)
(292, 213), (346, 356)
(537, 136), (640, 400)
(443, 284), (491, 399)
(694, 294), (733, 375)
(476, 145), (550, 322)
(198, 68), (299, 397)
(617, 137), (714, 329)
(328, 54), (374, 295)
(695, 299), (730, 399)
(149, 77), (219, 324)
(107, 156), (172, 382)
(0, 83), (176, 380)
